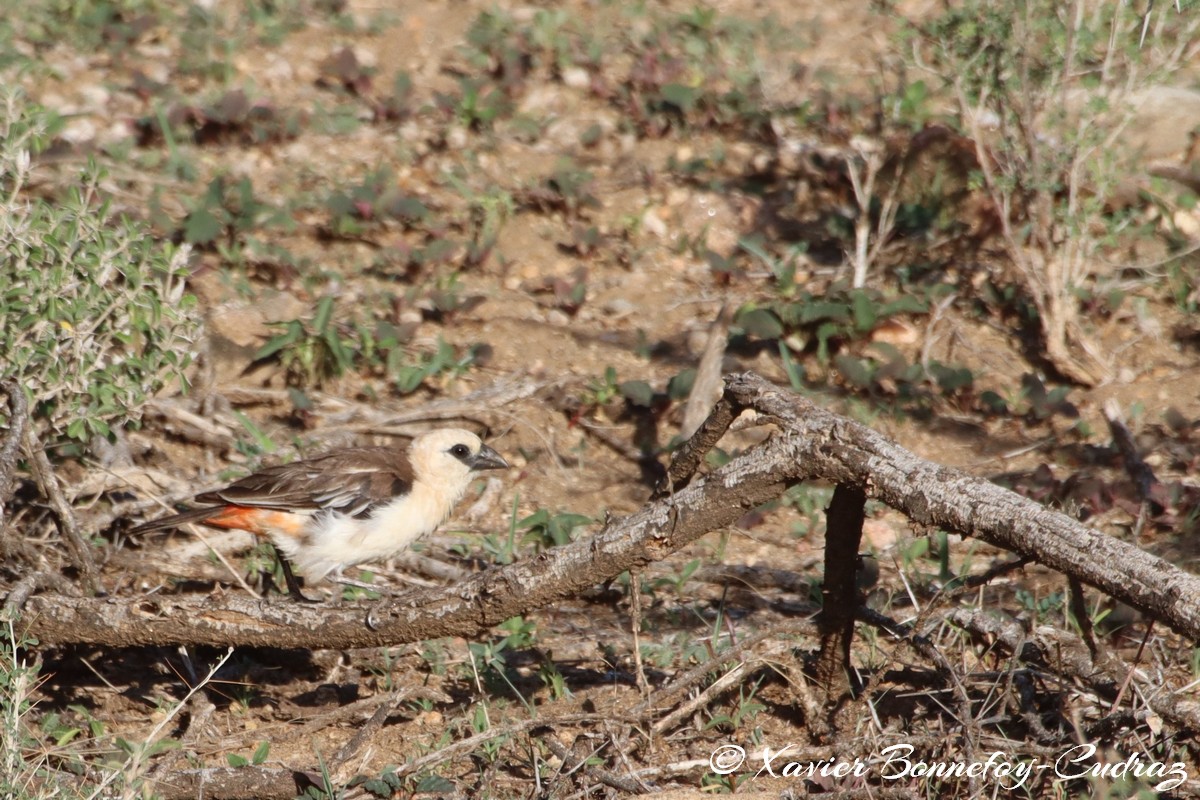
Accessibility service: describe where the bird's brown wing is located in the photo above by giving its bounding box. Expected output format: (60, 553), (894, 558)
(196, 447), (415, 518)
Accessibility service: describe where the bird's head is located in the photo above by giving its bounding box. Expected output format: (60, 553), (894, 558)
(410, 428), (509, 491)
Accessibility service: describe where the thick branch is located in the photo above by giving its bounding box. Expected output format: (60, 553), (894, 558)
(21, 370), (1200, 648)
(23, 435), (792, 648)
(723, 372), (1200, 639)
(152, 767), (302, 800)
(653, 395), (738, 499)
(22, 424), (98, 588)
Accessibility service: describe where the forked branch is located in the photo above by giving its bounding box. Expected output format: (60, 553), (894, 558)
(19, 372), (1200, 648)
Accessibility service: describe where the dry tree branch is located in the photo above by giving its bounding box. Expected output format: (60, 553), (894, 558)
(652, 395), (737, 499)
(719, 374), (1200, 637)
(934, 606), (1200, 736)
(0, 380), (34, 564)
(541, 730), (648, 795)
(22, 423), (99, 591)
(21, 394), (795, 647)
(150, 766), (302, 800)
(0, 381), (27, 521)
(813, 484), (865, 703)
(680, 303), (731, 439)
(18, 372), (1200, 652)
(632, 619), (816, 725)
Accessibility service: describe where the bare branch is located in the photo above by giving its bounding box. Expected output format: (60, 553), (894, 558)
(21, 372), (1200, 651)
(812, 483), (865, 699)
(22, 424), (98, 590)
(24, 408), (794, 647)
(721, 373), (1200, 639)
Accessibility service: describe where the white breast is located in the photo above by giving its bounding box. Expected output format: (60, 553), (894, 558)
(272, 480), (467, 582)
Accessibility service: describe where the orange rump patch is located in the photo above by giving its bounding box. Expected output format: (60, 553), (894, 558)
(205, 506), (309, 540)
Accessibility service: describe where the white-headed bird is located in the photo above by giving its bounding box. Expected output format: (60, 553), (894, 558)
(130, 428), (508, 600)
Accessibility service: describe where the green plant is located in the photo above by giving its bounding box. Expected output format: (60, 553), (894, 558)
(651, 558), (702, 595)
(227, 740), (270, 768)
(301, 748), (337, 800)
(391, 337), (486, 395)
(459, 7), (598, 93)
(616, 6), (774, 138)
(0, 0), (169, 57)
(181, 173), (289, 256)
(583, 366), (621, 407)
(1, 90), (202, 452)
(537, 657), (570, 701)
(1015, 588), (1066, 623)
(466, 617), (538, 707)
(515, 508), (592, 551)
(256, 297), (482, 394)
(419, 638), (451, 677)
(463, 185), (514, 267)
(519, 157), (600, 218)
(354, 766), (409, 798)
(478, 495), (522, 566)
(705, 677), (766, 733)
(468, 703), (508, 764)
(436, 78), (513, 131)
(324, 167), (429, 238)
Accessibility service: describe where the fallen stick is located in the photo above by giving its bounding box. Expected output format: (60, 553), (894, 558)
(19, 372), (1200, 648)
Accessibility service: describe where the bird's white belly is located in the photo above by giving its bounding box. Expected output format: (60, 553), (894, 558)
(274, 482), (462, 582)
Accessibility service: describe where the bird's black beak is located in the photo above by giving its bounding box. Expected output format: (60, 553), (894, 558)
(468, 444), (509, 471)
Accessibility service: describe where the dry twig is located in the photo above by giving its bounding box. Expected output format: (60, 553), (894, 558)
(0, 380), (27, 534)
(22, 424), (98, 591)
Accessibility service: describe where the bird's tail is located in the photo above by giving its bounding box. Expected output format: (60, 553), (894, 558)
(127, 506), (221, 535)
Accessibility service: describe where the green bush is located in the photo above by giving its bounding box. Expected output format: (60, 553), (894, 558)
(0, 90), (202, 451)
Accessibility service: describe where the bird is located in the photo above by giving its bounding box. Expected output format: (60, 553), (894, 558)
(129, 428), (509, 601)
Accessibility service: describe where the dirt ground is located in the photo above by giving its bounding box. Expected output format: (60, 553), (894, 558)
(5, 0), (1200, 797)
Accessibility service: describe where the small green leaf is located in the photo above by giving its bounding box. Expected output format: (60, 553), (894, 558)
(799, 301), (851, 325)
(415, 775), (456, 793)
(360, 779), (392, 797)
(517, 509), (550, 529)
(879, 295), (927, 316)
(394, 365), (427, 394)
(850, 291), (877, 332)
(834, 354), (874, 388)
(929, 362), (974, 393)
(312, 296), (335, 333)
(736, 307), (784, 340)
(255, 321), (303, 360)
(183, 208), (223, 245)
(659, 83), (700, 113)
(619, 380), (654, 407)
(667, 368), (696, 400)
(232, 411), (276, 453)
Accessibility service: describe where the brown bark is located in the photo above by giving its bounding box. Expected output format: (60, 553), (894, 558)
(20, 371), (1200, 649)
(720, 373), (1200, 638)
(813, 483), (866, 699)
(22, 421), (791, 648)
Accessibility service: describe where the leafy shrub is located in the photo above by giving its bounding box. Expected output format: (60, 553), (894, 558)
(0, 90), (202, 450)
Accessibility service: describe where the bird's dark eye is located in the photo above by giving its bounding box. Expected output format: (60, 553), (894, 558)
(450, 444), (471, 459)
